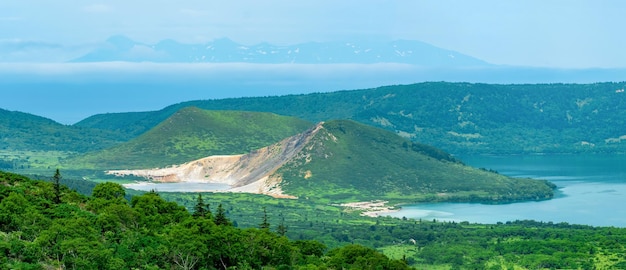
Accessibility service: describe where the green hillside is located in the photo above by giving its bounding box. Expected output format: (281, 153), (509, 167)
(275, 120), (555, 203)
(0, 108), (127, 153)
(74, 82), (626, 154)
(69, 108), (313, 169)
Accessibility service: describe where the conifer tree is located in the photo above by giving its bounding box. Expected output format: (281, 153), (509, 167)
(205, 202), (212, 220)
(192, 194), (207, 218)
(259, 207), (270, 230)
(214, 203), (230, 226)
(276, 216), (287, 236)
(52, 168), (62, 204)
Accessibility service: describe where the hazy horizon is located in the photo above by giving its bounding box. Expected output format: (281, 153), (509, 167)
(3, 63), (626, 125)
(2, 1), (625, 124)
(3, 1), (625, 68)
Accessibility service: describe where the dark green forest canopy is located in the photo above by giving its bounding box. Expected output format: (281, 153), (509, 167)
(0, 170), (411, 269)
(75, 82), (626, 154)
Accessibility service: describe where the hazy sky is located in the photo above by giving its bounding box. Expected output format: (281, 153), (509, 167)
(2, 1), (626, 124)
(1, 0), (625, 68)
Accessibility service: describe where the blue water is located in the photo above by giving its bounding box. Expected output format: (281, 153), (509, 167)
(388, 154), (626, 227)
(124, 182), (231, 192)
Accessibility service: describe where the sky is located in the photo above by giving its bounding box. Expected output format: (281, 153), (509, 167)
(1, 0), (625, 68)
(2, 1), (626, 124)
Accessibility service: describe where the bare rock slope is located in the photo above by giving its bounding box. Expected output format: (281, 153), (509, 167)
(108, 122), (324, 198)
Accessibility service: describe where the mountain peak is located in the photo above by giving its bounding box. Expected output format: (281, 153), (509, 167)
(105, 35), (138, 50)
(70, 37), (491, 66)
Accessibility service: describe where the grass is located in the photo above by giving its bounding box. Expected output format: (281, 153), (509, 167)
(67, 108), (313, 169)
(378, 244), (419, 260)
(0, 150), (71, 170)
(380, 244), (452, 270)
(277, 120), (555, 204)
(7, 117), (555, 209)
(1, 108), (129, 153)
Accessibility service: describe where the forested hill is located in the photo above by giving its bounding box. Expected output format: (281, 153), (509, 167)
(76, 82), (626, 154)
(0, 108), (127, 152)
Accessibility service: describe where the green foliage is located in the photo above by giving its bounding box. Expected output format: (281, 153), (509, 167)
(327, 244), (411, 270)
(160, 189), (626, 269)
(276, 216), (288, 236)
(130, 190), (190, 230)
(294, 240), (327, 257)
(0, 170), (416, 269)
(74, 82), (626, 154)
(214, 203), (231, 226)
(4, 170), (626, 269)
(70, 107), (313, 169)
(52, 168), (61, 204)
(91, 182), (125, 201)
(88, 182), (129, 215)
(260, 206), (270, 229)
(192, 193), (210, 219)
(277, 120), (554, 203)
(0, 108), (129, 153)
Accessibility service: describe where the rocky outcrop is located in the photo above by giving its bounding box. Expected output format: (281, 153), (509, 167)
(107, 122), (325, 198)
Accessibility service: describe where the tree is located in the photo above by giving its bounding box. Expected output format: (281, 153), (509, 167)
(131, 191), (190, 230)
(192, 194), (211, 219)
(326, 244), (410, 270)
(167, 219), (215, 270)
(276, 216), (287, 236)
(259, 207), (270, 230)
(92, 182), (126, 201)
(293, 240), (326, 257)
(53, 169), (62, 204)
(214, 203), (230, 226)
(88, 182), (128, 214)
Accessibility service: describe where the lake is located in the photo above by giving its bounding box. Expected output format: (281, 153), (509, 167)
(388, 154), (626, 227)
(124, 182), (231, 192)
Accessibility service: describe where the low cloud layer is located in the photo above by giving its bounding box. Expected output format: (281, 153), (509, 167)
(2, 62), (625, 124)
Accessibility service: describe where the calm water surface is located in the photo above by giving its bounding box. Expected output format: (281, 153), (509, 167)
(388, 154), (626, 227)
(124, 182), (231, 192)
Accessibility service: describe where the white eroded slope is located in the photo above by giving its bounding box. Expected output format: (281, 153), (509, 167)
(107, 122), (324, 198)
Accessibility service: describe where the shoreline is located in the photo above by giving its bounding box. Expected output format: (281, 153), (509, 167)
(335, 200), (400, 217)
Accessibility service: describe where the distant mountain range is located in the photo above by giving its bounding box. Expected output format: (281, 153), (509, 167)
(16, 35), (485, 66)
